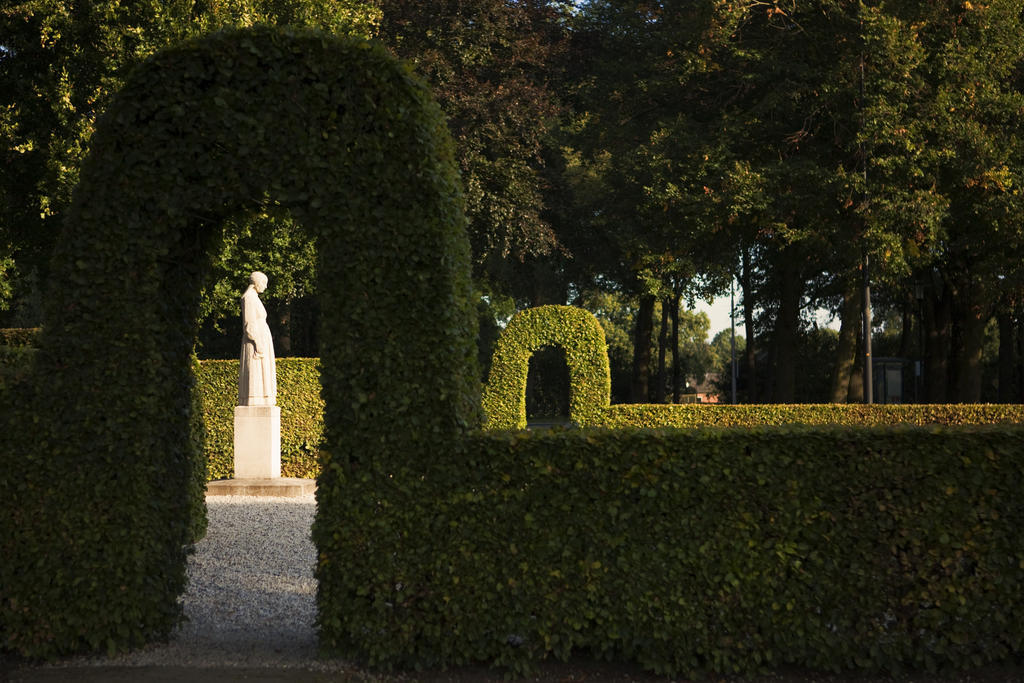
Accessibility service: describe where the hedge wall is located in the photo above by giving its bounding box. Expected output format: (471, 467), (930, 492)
(1, 26), (478, 660)
(482, 305), (610, 430)
(320, 425), (1024, 677)
(599, 403), (1024, 428)
(197, 359), (323, 480)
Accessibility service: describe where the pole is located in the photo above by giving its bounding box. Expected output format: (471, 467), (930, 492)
(863, 252), (873, 404)
(730, 279), (737, 404)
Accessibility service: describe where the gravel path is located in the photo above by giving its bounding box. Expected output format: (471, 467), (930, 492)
(162, 494), (323, 668)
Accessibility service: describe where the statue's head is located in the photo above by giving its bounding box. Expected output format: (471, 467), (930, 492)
(250, 271), (268, 294)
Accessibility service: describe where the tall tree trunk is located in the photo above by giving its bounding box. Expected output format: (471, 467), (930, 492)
(671, 293), (682, 403)
(277, 299), (292, 357)
(924, 282), (952, 403)
(656, 298), (669, 403)
(997, 311), (1014, 403)
(898, 294), (914, 405)
(829, 276), (859, 403)
(741, 248), (757, 403)
(951, 283), (987, 403)
(526, 261), (567, 307)
(631, 294), (655, 403)
(1017, 318), (1024, 402)
(898, 294), (913, 358)
(772, 250), (801, 403)
(847, 331), (864, 403)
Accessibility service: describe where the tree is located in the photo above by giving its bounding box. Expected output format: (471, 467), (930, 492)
(563, 0), (733, 401)
(0, 0), (378, 322)
(375, 0), (568, 299)
(702, 2), (869, 403)
(861, 0), (1024, 402)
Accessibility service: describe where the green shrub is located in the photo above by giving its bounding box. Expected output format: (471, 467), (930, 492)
(1, 26), (479, 660)
(196, 358), (323, 480)
(482, 305), (611, 430)
(598, 402), (1024, 428)
(325, 424), (1024, 677)
(0, 327), (41, 348)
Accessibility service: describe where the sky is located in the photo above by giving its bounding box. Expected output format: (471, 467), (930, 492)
(694, 294), (738, 341)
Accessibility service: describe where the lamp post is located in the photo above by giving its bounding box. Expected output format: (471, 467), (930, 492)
(863, 251), (873, 404)
(730, 279), (737, 404)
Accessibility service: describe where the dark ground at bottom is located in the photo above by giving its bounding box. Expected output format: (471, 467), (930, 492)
(5, 657), (1024, 683)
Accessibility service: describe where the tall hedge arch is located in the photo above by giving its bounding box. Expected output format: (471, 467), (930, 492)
(0, 27), (479, 658)
(482, 305), (611, 430)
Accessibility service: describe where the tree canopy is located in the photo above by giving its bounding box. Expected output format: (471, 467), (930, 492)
(3, 0), (1023, 403)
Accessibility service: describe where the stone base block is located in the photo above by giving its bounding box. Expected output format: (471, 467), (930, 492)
(234, 405), (281, 479)
(206, 477), (315, 497)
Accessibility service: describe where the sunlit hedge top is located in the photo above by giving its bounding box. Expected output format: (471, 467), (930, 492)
(597, 403), (1024, 428)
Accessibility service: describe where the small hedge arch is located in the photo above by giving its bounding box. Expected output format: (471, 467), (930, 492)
(482, 305), (611, 430)
(0, 27), (479, 658)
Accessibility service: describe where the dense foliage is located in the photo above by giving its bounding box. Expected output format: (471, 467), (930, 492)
(375, 0), (567, 286)
(5, 2), (1024, 403)
(482, 305), (610, 429)
(0, 26), (478, 659)
(3, 3), (1024, 679)
(559, 0), (1024, 403)
(0, 0), (378, 330)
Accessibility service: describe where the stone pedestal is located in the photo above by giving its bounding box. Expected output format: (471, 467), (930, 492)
(233, 405), (281, 479)
(206, 477), (314, 497)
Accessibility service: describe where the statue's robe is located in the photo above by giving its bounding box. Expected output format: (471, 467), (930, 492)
(238, 286), (277, 406)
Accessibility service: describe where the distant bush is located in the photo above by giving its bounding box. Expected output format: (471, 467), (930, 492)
(0, 352), (322, 480)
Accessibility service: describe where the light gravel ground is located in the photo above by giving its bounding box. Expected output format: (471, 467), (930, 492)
(157, 494), (325, 668)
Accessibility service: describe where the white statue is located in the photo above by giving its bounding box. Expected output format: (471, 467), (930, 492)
(238, 271), (276, 406)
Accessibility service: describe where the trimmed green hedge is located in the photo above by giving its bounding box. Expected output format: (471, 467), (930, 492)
(598, 403), (1024, 428)
(197, 359), (323, 480)
(0, 328), (41, 348)
(1, 26), (478, 660)
(320, 424), (1024, 677)
(482, 305), (611, 430)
